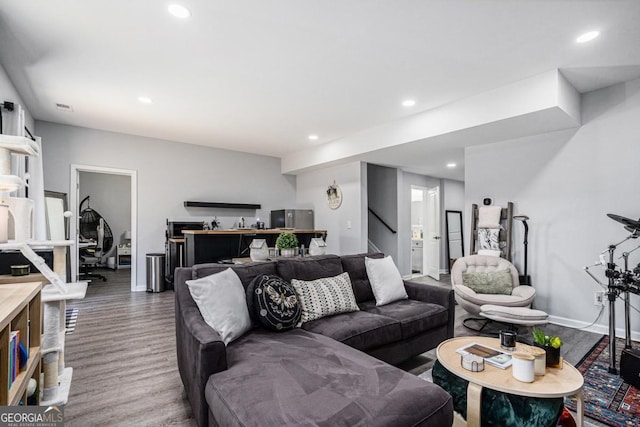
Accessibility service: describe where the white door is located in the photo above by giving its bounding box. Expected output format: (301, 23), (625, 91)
(424, 187), (440, 280)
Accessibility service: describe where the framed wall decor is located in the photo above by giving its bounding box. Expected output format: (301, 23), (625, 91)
(326, 181), (342, 210)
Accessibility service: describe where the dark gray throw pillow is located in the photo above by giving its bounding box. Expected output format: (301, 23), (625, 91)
(251, 275), (301, 331)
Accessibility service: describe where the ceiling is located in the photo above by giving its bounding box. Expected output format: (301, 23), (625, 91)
(1, 1), (639, 180)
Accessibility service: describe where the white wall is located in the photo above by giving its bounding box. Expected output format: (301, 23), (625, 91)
(39, 121), (297, 289)
(79, 171), (132, 259)
(465, 78), (640, 339)
(0, 64), (34, 134)
(443, 179), (465, 212)
(296, 161), (367, 256)
(367, 164), (398, 262)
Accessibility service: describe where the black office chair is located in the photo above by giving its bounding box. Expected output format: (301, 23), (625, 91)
(79, 197), (113, 282)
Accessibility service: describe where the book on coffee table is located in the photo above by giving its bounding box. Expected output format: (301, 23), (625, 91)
(456, 342), (513, 369)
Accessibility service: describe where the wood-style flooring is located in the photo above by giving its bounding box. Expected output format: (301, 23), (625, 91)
(64, 269), (195, 426)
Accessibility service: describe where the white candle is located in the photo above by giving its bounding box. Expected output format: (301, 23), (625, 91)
(512, 352), (535, 383)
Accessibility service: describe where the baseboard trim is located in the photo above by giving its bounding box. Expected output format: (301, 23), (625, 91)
(547, 314), (640, 342)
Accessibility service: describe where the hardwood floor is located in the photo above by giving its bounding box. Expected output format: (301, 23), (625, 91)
(64, 269), (195, 426)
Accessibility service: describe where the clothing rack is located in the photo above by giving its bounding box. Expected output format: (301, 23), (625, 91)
(470, 202), (513, 261)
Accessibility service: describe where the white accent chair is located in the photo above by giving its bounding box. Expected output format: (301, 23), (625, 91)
(451, 254), (539, 331)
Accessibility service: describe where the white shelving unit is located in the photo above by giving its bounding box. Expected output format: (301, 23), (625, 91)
(0, 240), (87, 406)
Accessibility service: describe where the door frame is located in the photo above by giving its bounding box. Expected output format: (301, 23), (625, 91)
(410, 185), (426, 276)
(424, 185), (440, 280)
(70, 164), (137, 292)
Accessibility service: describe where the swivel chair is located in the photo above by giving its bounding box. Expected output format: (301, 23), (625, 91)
(451, 254), (542, 332)
(80, 218), (107, 282)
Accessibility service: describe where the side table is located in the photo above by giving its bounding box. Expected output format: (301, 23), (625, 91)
(436, 336), (584, 427)
(117, 245), (132, 269)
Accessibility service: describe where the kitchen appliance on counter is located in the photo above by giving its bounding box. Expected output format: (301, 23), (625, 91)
(166, 220), (206, 240)
(270, 209), (314, 229)
(165, 220), (205, 288)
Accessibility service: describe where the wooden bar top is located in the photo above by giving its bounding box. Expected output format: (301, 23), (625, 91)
(182, 229), (326, 235)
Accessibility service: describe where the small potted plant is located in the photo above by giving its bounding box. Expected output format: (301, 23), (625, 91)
(276, 232), (298, 257)
(532, 328), (563, 366)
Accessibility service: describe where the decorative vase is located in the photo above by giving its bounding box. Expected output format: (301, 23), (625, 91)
(534, 343), (561, 366)
(280, 248), (297, 258)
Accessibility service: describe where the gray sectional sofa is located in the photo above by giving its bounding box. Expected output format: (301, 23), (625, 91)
(175, 253), (455, 426)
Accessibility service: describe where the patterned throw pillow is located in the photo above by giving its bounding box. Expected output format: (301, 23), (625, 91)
(462, 269), (513, 295)
(291, 272), (359, 324)
(252, 275), (301, 331)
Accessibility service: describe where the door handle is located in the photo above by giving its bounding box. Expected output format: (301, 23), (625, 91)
(434, 236), (441, 240)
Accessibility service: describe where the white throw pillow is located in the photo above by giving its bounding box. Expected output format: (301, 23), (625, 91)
(186, 268), (251, 345)
(477, 249), (501, 257)
(365, 256), (408, 306)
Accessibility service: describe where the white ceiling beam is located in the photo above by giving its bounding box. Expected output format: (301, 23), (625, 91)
(281, 69), (580, 175)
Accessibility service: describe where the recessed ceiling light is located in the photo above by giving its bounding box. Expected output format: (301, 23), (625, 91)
(138, 96), (152, 104)
(402, 99), (416, 107)
(168, 4), (191, 19)
(576, 30), (600, 43)
(446, 163), (457, 168)
(308, 134), (319, 141)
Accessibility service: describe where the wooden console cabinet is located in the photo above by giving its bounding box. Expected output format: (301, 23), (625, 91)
(0, 282), (42, 406)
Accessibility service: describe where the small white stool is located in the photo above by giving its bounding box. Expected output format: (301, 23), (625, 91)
(479, 304), (549, 328)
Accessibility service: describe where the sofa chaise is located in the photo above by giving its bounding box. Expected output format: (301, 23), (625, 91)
(175, 253), (455, 426)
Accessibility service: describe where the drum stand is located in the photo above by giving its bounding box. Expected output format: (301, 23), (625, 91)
(586, 214), (640, 374)
(603, 243), (640, 373)
(605, 244), (620, 374)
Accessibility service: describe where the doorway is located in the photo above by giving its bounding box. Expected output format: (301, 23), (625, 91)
(410, 185), (440, 280)
(424, 186), (440, 280)
(70, 165), (137, 291)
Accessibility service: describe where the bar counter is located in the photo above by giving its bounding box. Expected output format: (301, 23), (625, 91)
(182, 229), (325, 235)
(182, 229), (327, 267)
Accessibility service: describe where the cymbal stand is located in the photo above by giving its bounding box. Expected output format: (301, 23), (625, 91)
(621, 251), (632, 351)
(602, 234), (635, 373)
(620, 244), (640, 350)
(585, 233), (639, 374)
(605, 244), (619, 374)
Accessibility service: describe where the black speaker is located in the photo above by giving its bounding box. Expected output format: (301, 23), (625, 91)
(620, 348), (640, 388)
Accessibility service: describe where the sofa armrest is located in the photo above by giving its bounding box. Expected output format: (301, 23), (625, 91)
(404, 280), (455, 338)
(175, 267), (227, 427)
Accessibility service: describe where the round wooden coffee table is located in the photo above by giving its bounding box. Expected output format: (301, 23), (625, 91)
(436, 336), (584, 427)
